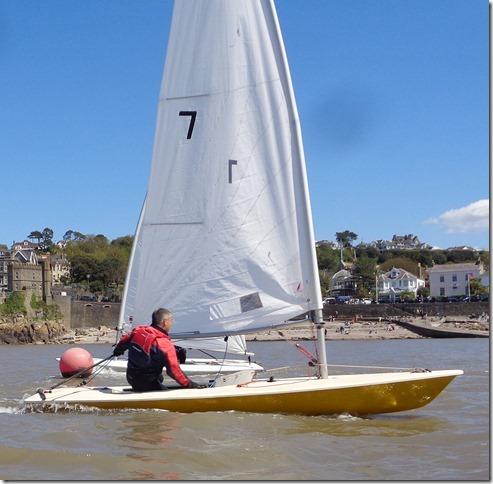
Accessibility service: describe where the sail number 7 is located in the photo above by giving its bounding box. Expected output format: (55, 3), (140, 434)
(178, 111), (197, 139)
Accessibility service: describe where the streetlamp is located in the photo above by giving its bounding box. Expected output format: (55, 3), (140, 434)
(375, 270), (381, 303)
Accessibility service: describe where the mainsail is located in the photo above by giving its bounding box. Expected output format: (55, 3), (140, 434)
(118, 196), (249, 355)
(127, 0), (322, 339)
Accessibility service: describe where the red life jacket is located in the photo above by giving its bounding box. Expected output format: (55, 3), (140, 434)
(116, 324), (190, 387)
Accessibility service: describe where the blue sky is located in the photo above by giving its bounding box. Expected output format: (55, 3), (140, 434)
(1, 0), (489, 250)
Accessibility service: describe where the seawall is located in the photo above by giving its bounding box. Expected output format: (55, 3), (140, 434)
(322, 301), (489, 319)
(67, 301), (490, 329)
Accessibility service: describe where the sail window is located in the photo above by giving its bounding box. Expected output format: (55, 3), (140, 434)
(209, 292), (263, 320)
(240, 292), (262, 313)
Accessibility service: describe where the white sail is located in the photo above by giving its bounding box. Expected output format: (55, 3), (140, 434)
(131, 0), (322, 339)
(119, 196), (249, 355)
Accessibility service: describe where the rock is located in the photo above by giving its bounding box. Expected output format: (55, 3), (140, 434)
(0, 318), (67, 344)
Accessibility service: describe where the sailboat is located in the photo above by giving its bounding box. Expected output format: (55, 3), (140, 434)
(25, 0), (462, 415)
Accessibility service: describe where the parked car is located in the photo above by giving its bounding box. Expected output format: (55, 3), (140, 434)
(323, 297), (337, 306)
(360, 298), (372, 305)
(447, 296), (462, 303)
(336, 295), (352, 304)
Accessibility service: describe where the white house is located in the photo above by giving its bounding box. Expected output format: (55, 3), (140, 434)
(428, 263), (483, 298)
(377, 267), (425, 301)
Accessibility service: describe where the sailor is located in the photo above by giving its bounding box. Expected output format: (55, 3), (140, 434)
(113, 307), (206, 391)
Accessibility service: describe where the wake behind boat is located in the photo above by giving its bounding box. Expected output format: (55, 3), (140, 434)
(26, 0), (462, 415)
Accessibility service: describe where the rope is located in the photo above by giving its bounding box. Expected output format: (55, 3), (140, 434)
(36, 355), (114, 400)
(323, 363), (418, 371)
(78, 357), (115, 386)
(257, 362), (419, 376)
(208, 336), (229, 387)
(277, 331), (318, 365)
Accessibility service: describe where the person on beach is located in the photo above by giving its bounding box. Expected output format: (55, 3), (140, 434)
(113, 307), (206, 392)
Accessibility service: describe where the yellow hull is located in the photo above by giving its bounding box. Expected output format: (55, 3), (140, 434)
(94, 375), (456, 415)
(25, 370), (462, 416)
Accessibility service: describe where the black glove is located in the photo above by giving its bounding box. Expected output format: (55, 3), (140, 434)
(174, 345), (187, 364)
(188, 380), (207, 389)
(112, 344), (125, 357)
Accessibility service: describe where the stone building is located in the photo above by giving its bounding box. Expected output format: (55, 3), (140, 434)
(50, 254), (70, 284)
(8, 261), (44, 297)
(0, 249), (9, 293)
(3, 243), (53, 303)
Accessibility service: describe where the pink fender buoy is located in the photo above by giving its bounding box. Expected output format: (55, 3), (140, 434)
(59, 347), (94, 378)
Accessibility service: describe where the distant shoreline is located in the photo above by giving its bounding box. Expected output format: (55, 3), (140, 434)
(51, 316), (488, 346)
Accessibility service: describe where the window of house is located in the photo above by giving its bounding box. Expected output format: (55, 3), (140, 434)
(440, 275), (444, 282)
(452, 274), (457, 282)
(440, 288), (445, 296)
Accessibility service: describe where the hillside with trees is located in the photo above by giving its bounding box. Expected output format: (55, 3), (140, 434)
(316, 231), (488, 298)
(21, 227), (488, 301)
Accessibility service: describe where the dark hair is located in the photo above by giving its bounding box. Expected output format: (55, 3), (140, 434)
(152, 308), (173, 325)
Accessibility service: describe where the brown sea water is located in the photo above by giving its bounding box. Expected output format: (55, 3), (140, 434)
(0, 338), (489, 480)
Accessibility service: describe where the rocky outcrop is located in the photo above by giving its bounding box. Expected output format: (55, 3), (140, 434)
(0, 314), (67, 344)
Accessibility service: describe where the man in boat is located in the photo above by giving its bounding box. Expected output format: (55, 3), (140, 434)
(112, 307), (206, 391)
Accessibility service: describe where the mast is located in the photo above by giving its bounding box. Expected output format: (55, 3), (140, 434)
(266, 0), (328, 378)
(116, 196), (146, 342)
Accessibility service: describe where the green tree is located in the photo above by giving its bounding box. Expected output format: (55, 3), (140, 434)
(316, 245), (339, 272)
(69, 254), (100, 283)
(30, 294), (61, 320)
(353, 256), (377, 297)
(64, 234), (132, 297)
(355, 245), (379, 260)
(417, 286), (430, 298)
(40, 227), (54, 251)
(399, 291), (416, 302)
(111, 235), (134, 250)
(431, 251), (447, 265)
(335, 230), (358, 248)
(318, 270), (332, 296)
(1, 292), (26, 315)
(469, 277), (488, 296)
(479, 251), (489, 271)
(447, 250), (477, 264)
(73, 231), (86, 241)
(89, 280), (105, 294)
(417, 250), (433, 267)
(379, 257), (419, 276)
(28, 230), (43, 244)
(63, 230), (74, 241)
